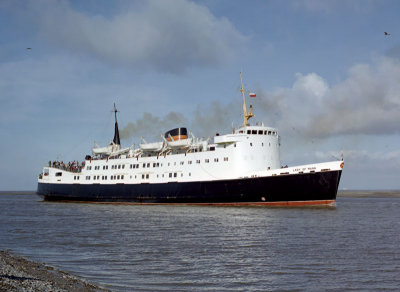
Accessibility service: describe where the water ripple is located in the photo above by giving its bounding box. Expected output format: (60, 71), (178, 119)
(0, 193), (400, 291)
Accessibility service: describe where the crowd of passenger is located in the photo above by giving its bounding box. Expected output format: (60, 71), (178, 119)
(49, 160), (85, 173)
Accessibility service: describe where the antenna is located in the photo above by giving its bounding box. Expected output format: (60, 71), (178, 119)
(113, 103), (119, 123)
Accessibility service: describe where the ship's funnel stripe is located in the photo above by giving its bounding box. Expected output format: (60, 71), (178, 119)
(166, 135), (188, 142)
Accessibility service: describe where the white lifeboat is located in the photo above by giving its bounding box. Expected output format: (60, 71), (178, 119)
(168, 138), (193, 149)
(92, 142), (119, 156)
(139, 141), (165, 152)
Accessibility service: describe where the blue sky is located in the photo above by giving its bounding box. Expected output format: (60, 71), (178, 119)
(1, 0), (399, 190)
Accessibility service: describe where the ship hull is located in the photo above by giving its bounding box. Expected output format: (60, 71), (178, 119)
(37, 170), (341, 205)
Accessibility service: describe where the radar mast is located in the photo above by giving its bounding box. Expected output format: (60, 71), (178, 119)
(240, 72), (254, 127)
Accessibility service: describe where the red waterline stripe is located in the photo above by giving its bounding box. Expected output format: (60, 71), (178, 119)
(51, 200), (336, 207)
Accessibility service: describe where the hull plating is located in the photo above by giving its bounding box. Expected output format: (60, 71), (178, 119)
(37, 170), (341, 205)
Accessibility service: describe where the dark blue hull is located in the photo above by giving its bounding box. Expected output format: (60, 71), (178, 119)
(37, 170), (342, 205)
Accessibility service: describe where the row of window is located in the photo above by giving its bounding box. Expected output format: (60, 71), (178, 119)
(249, 142), (272, 147)
(111, 164), (124, 169)
(82, 175), (125, 181)
(239, 129), (277, 136)
(80, 172), (192, 181)
(86, 158), (229, 171)
(87, 165), (124, 170)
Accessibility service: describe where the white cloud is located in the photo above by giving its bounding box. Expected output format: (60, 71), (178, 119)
(256, 57), (400, 138)
(29, 0), (245, 73)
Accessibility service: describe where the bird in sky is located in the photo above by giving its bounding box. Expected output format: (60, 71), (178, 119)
(26, 47), (32, 50)
(384, 32), (391, 36)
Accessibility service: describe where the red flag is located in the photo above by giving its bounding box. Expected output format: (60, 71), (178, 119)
(249, 93), (256, 98)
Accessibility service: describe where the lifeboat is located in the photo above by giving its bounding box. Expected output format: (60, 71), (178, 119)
(92, 141), (120, 156)
(168, 138), (193, 149)
(139, 141), (165, 152)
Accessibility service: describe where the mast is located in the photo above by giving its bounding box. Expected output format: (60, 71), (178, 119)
(240, 72), (254, 127)
(113, 103), (121, 147)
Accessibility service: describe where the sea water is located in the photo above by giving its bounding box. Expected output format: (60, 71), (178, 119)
(0, 192), (399, 291)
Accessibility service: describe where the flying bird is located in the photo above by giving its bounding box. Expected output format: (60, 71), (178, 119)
(26, 48), (32, 50)
(384, 32), (391, 36)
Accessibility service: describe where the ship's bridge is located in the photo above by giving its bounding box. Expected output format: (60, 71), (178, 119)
(236, 125), (278, 136)
(214, 125), (279, 144)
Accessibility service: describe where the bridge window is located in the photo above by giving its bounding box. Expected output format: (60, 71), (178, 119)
(252, 130), (257, 134)
(258, 130), (263, 134)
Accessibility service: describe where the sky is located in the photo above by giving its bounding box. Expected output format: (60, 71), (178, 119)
(0, 0), (399, 190)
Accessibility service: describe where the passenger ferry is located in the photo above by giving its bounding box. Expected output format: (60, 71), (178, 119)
(37, 74), (343, 206)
